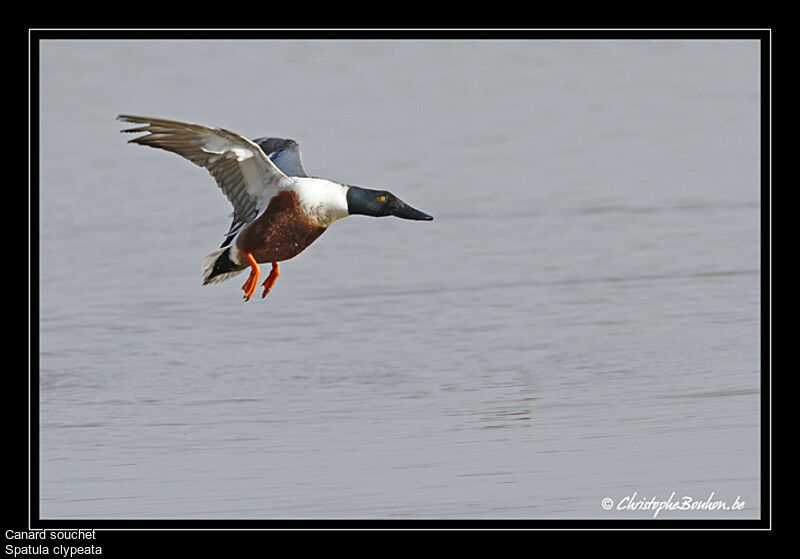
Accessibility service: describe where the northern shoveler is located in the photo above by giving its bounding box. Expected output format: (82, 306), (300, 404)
(118, 115), (433, 301)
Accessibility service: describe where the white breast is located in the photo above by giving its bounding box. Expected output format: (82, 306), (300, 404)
(289, 177), (350, 227)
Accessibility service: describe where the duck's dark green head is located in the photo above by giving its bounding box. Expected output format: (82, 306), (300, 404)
(346, 186), (434, 221)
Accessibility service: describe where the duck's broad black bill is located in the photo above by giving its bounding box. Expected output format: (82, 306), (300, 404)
(346, 186), (434, 221)
(391, 202), (434, 221)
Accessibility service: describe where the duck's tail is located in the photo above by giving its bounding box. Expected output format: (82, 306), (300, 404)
(202, 246), (246, 285)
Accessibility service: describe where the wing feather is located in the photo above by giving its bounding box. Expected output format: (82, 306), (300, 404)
(118, 115), (293, 236)
(253, 137), (308, 177)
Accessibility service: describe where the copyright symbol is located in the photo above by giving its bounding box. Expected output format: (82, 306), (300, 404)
(601, 498), (614, 510)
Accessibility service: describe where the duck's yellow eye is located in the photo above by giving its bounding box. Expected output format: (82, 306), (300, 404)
(379, 196), (386, 202)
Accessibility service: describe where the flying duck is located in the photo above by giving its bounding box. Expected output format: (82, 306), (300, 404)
(118, 115), (433, 301)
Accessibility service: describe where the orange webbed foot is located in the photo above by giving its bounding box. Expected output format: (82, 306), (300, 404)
(241, 253), (260, 301)
(261, 262), (280, 298)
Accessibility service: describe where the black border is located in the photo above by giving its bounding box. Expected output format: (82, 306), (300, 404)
(27, 28), (770, 537)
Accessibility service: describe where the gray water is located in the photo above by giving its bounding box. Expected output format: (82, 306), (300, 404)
(38, 39), (762, 519)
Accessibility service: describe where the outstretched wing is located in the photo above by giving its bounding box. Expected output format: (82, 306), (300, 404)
(253, 137), (308, 177)
(118, 115), (293, 239)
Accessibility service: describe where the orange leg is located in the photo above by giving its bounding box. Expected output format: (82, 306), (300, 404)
(261, 262), (280, 298)
(241, 253), (260, 301)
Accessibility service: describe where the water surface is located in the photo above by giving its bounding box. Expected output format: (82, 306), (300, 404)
(38, 39), (761, 519)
